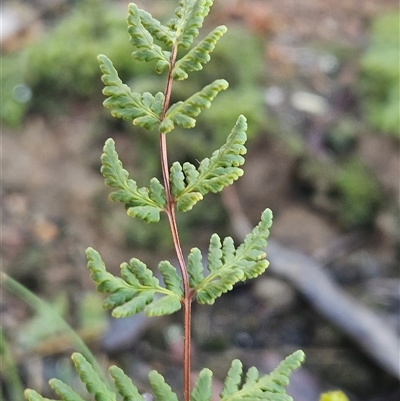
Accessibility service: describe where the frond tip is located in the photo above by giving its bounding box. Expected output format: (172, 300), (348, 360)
(169, 0), (214, 49)
(189, 208), (273, 304)
(171, 115), (247, 212)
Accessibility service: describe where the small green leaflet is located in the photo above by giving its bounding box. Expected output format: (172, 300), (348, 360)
(134, 6), (175, 47)
(172, 25), (227, 80)
(24, 389), (57, 401)
(149, 371), (179, 401)
(168, 0), (214, 49)
(171, 115), (247, 212)
(191, 369), (213, 401)
(86, 247), (182, 318)
(219, 351), (305, 400)
(98, 54), (164, 129)
(101, 138), (166, 223)
(160, 79), (228, 133)
(72, 353), (116, 401)
(220, 359), (242, 398)
(127, 3), (171, 74)
(189, 208), (273, 304)
(109, 365), (144, 401)
(48, 379), (86, 401)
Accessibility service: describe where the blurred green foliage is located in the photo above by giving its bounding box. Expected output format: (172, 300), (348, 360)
(17, 293), (70, 349)
(296, 157), (381, 229)
(0, 329), (24, 401)
(1, 54), (28, 127)
(334, 159), (381, 228)
(359, 12), (400, 137)
(1, 0), (148, 127)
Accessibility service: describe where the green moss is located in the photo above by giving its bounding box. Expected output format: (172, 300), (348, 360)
(334, 160), (381, 228)
(295, 157), (381, 228)
(325, 118), (359, 156)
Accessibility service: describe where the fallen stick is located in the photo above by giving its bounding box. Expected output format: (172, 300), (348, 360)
(221, 186), (400, 379)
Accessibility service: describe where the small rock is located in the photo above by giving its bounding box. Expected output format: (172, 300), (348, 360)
(252, 277), (296, 311)
(291, 91), (329, 115)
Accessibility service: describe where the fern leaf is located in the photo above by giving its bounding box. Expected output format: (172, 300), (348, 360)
(193, 208), (272, 304)
(191, 369), (213, 401)
(109, 365), (144, 401)
(171, 115), (247, 212)
(241, 367), (259, 391)
(127, 3), (171, 74)
(169, 0), (214, 49)
(160, 79), (228, 133)
(86, 248), (182, 318)
(158, 261), (183, 296)
(72, 353), (117, 401)
(98, 55), (164, 129)
(258, 350), (305, 390)
(136, 6), (175, 47)
(219, 351), (305, 400)
(172, 25), (227, 80)
(187, 247), (204, 288)
(24, 390), (56, 401)
(148, 371), (179, 401)
(145, 294), (182, 317)
(101, 138), (166, 223)
(220, 359), (243, 398)
(48, 379), (86, 401)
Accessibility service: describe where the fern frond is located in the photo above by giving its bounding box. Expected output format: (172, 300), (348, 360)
(109, 365), (144, 401)
(86, 247), (182, 318)
(136, 7), (175, 47)
(170, 115), (247, 212)
(148, 371), (179, 401)
(219, 351), (305, 400)
(191, 369), (213, 401)
(191, 208), (272, 304)
(98, 55), (164, 129)
(72, 353), (116, 401)
(188, 247), (204, 288)
(25, 354), (147, 401)
(24, 390), (56, 401)
(101, 138), (166, 223)
(48, 379), (86, 401)
(220, 359), (242, 398)
(172, 25), (227, 80)
(127, 3), (171, 74)
(160, 79), (228, 133)
(169, 0), (214, 49)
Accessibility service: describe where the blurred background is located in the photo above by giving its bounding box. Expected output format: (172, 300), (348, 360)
(1, 0), (399, 400)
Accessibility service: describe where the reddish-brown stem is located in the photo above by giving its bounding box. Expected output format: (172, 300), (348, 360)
(160, 45), (192, 401)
